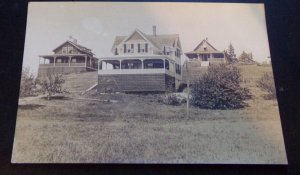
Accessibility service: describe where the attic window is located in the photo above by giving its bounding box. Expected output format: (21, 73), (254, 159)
(204, 47), (207, 51)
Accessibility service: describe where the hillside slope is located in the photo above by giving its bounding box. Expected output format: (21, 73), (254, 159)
(63, 71), (98, 93)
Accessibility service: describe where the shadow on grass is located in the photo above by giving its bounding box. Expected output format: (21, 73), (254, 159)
(18, 104), (45, 110)
(41, 96), (72, 101)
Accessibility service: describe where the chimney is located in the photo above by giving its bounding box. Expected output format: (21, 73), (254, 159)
(153, 25), (156, 36)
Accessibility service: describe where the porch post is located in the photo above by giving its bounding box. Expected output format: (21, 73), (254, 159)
(69, 56), (71, 67)
(163, 58), (165, 69)
(85, 55), (87, 67)
(90, 57), (92, 68)
(119, 59), (122, 69)
(53, 56), (56, 66)
(141, 59), (144, 69)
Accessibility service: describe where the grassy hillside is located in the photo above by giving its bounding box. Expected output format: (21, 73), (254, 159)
(63, 71), (98, 93)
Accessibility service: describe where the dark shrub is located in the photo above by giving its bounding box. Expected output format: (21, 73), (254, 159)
(257, 72), (277, 99)
(191, 64), (251, 109)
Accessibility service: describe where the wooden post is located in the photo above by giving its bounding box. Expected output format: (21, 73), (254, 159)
(119, 59), (122, 69)
(53, 56), (56, 66)
(186, 61), (190, 117)
(90, 57), (92, 68)
(85, 55), (87, 67)
(69, 56), (71, 67)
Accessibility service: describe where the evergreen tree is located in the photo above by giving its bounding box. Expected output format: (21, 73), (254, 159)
(225, 43), (237, 64)
(238, 51), (255, 64)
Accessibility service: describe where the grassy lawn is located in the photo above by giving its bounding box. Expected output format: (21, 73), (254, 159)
(12, 65), (287, 164)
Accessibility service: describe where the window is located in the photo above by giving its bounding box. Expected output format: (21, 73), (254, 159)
(145, 43), (148, 52)
(144, 59), (164, 69)
(121, 60), (142, 69)
(99, 60), (120, 70)
(175, 63), (181, 75)
(131, 44), (134, 49)
(124, 44), (126, 53)
(138, 44), (140, 53)
(165, 60), (169, 70)
(62, 47), (67, 54)
(204, 47), (207, 51)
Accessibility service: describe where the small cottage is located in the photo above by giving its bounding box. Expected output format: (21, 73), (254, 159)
(185, 38), (226, 66)
(38, 38), (98, 77)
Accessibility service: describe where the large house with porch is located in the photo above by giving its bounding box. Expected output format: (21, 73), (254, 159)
(38, 38), (98, 77)
(185, 38), (226, 66)
(98, 26), (182, 92)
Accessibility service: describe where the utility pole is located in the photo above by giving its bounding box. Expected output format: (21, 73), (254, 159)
(185, 61), (190, 116)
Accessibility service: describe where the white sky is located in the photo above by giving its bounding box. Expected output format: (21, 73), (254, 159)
(24, 2), (270, 75)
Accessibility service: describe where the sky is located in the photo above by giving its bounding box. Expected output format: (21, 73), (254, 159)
(23, 2), (270, 75)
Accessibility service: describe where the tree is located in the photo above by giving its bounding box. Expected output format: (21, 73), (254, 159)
(191, 64), (251, 109)
(238, 51), (255, 64)
(224, 43), (237, 64)
(39, 70), (67, 100)
(19, 67), (36, 97)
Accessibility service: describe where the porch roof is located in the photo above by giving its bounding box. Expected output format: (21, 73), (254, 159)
(98, 55), (175, 63)
(39, 54), (97, 58)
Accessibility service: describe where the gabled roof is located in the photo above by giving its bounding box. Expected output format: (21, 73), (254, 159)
(185, 39), (223, 56)
(111, 29), (181, 52)
(53, 40), (94, 55)
(194, 39), (218, 52)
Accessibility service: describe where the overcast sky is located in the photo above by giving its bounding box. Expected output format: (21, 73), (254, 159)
(24, 2), (270, 75)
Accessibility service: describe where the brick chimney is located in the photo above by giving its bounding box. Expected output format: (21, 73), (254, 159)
(153, 25), (156, 36)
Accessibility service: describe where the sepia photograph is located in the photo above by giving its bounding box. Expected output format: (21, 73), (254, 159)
(12, 2), (287, 164)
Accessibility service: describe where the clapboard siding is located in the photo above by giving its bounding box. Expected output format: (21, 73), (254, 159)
(98, 74), (175, 92)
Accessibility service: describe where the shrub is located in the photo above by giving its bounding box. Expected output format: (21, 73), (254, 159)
(38, 71), (68, 100)
(19, 67), (36, 97)
(257, 72), (277, 99)
(191, 64), (251, 109)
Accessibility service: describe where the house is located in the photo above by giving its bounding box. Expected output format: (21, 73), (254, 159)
(98, 26), (182, 92)
(38, 38), (98, 77)
(185, 38), (226, 66)
(180, 39), (226, 86)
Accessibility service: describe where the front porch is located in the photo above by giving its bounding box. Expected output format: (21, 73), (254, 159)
(185, 52), (226, 66)
(97, 56), (178, 92)
(98, 55), (179, 78)
(39, 54), (98, 70)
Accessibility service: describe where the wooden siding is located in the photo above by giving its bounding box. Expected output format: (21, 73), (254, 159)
(98, 74), (175, 93)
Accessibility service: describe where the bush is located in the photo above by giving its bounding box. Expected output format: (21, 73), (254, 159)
(191, 64), (251, 109)
(158, 93), (182, 106)
(38, 71), (68, 100)
(257, 72), (277, 99)
(19, 67), (36, 97)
